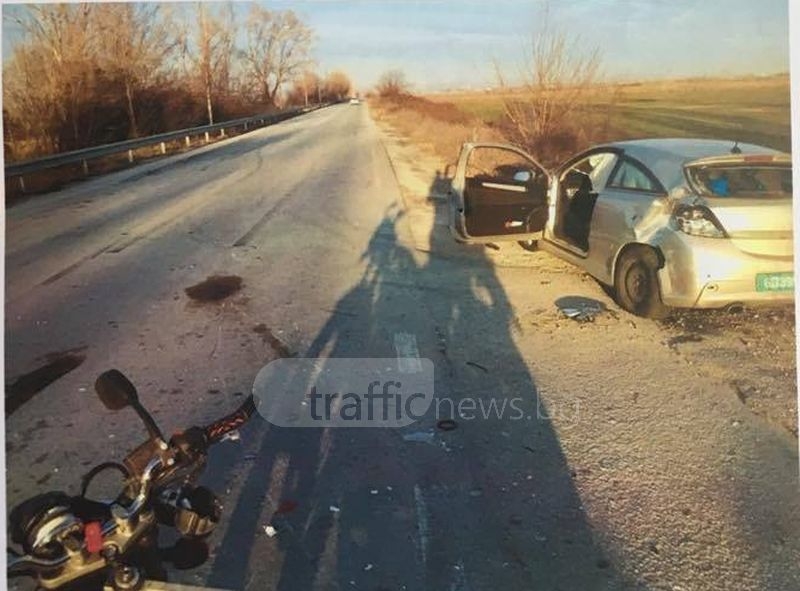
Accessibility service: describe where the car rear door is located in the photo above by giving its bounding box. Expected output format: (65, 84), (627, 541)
(449, 143), (550, 243)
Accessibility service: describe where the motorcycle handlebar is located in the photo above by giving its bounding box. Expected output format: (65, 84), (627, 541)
(202, 394), (256, 445)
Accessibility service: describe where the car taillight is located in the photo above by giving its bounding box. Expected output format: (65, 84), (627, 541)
(672, 204), (727, 238)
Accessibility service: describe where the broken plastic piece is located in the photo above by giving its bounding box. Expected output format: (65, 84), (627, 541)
(402, 431), (435, 443)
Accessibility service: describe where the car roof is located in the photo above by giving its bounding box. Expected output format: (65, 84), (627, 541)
(596, 138), (785, 190)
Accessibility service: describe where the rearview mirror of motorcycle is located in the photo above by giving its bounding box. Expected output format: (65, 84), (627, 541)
(95, 369), (165, 442)
(95, 369), (139, 410)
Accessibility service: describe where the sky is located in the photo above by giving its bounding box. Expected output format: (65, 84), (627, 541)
(1, 0), (792, 92)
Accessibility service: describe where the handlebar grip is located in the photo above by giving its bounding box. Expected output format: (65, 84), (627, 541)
(203, 395), (256, 444)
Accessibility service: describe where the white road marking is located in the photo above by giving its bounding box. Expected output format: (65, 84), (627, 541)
(413, 484), (430, 571)
(450, 558), (469, 591)
(394, 332), (422, 373)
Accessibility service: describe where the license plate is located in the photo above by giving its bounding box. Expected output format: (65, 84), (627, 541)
(755, 272), (794, 292)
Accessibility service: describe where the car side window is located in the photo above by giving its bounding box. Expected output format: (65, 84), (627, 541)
(608, 159), (659, 192)
(465, 147), (546, 194)
(561, 152), (618, 190)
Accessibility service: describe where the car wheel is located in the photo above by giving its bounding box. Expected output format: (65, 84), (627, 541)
(518, 239), (538, 252)
(614, 248), (667, 319)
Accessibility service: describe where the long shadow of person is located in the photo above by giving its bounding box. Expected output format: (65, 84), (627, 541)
(206, 189), (636, 589)
(270, 201), (634, 589)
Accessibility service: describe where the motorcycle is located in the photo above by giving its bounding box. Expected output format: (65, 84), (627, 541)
(7, 369), (256, 591)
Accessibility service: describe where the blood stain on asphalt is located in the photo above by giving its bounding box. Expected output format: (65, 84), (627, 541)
(185, 275), (243, 303)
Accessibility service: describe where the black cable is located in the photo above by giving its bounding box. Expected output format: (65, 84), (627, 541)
(80, 462), (131, 498)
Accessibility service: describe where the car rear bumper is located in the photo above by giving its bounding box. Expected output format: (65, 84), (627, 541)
(656, 232), (795, 309)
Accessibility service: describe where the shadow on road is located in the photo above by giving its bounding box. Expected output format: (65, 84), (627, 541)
(205, 181), (637, 589)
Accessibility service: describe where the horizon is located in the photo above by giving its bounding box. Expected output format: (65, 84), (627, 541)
(2, 0), (792, 93)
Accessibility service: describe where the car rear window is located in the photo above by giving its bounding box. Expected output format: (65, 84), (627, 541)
(687, 164), (792, 198)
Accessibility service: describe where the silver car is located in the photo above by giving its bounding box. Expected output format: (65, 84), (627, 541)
(448, 139), (794, 317)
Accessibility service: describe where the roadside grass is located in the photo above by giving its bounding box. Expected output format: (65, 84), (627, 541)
(427, 74), (791, 153)
(370, 93), (504, 170)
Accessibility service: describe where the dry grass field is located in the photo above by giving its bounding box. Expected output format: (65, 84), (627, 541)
(427, 74), (791, 153)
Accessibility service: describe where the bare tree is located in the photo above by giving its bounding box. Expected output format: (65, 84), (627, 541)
(288, 70), (322, 106)
(5, 4), (96, 151)
(244, 6), (313, 107)
(496, 7), (602, 163)
(91, 3), (176, 137)
(178, 3), (238, 125)
(376, 69), (410, 98)
(324, 71), (352, 101)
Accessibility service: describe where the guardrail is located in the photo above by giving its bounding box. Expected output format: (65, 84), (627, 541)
(5, 104), (324, 191)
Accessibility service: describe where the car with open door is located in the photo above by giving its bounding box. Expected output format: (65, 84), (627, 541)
(449, 139), (794, 318)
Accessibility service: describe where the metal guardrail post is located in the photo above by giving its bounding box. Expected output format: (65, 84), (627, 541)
(204, 131), (210, 143)
(127, 149), (134, 163)
(185, 136), (191, 147)
(160, 142), (166, 155)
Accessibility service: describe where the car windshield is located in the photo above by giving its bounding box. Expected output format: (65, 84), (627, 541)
(687, 164), (792, 198)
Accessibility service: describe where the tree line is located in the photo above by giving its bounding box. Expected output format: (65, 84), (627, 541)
(3, 3), (352, 161)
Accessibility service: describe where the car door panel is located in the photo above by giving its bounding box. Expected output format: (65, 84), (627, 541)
(464, 175), (548, 237)
(449, 143), (550, 243)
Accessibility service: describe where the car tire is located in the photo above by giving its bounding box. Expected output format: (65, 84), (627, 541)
(518, 239), (538, 252)
(614, 248), (667, 319)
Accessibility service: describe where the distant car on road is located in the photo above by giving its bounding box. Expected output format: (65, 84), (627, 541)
(449, 138), (794, 317)
(349, 97), (361, 105)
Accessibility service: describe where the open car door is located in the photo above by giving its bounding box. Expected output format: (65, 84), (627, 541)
(449, 143), (551, 243)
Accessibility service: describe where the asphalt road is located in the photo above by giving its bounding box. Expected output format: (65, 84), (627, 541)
(6, 104), (800, 590)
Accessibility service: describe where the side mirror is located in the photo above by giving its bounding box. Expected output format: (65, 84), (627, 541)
(95, 369), (139, 410)
(95, 370), (165, 443)
(513, 170), (533, 183)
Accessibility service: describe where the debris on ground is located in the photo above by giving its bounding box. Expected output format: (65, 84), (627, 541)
(466, 361), (488, 373)
(263, 525), (278, 538)
(436, 419), (458, 431)
(402, 431), (435, 443)
(555, 296), (606, 322)
(329, 505), (341, 513)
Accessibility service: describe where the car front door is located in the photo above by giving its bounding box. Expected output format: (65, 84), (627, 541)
(449, 143), (550, 243)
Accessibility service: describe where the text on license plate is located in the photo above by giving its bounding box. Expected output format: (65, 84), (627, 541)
(755, 272), (794, 292)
